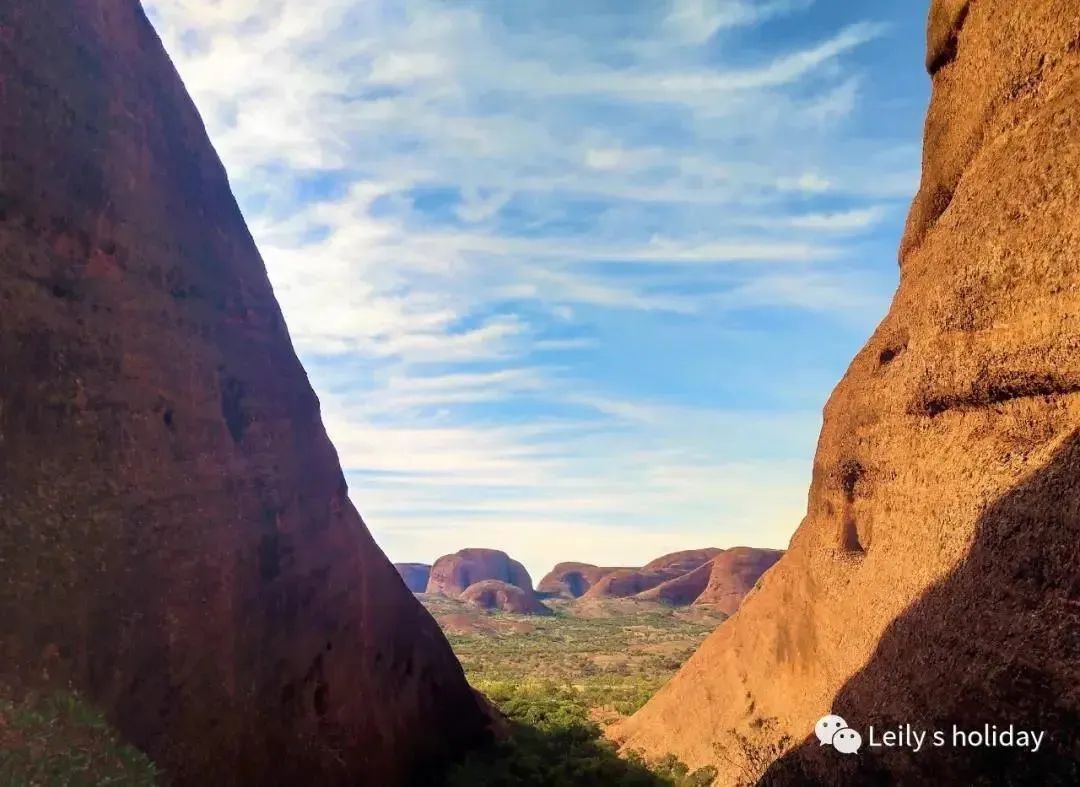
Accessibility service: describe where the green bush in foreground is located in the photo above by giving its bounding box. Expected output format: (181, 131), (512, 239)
(443, 683), (717, 787)
(0, 690), (158, 786)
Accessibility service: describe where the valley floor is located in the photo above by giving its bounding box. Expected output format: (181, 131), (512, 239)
(422, 594), (728, 786)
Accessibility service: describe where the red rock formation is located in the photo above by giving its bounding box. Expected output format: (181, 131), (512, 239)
(394, 563), (432, 593)
(581, 568), (673, 600)
(612, 3), (1080, 783)
(536, 562), (624, 598)
(628, 548), (781, 609)
(691, 547), (783, 614)
(0, 2), (489, 784)
(642, 548), (723, 574)
(581, 548), (721, 601)
(426, 548), (534, 596)
(633, 559), (716, 606)
(460, 581), (553, 616)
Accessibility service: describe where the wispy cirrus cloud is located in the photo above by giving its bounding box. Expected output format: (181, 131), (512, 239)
(145, 0), (926, 577)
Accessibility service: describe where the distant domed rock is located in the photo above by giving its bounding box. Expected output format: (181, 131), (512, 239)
(426, 548), (534, 596)
(460, 580), (553, 616)
(395, 563), (432, 593)
(642, 548), (723, 574)
(634, 559), (717, 606)
(537, 562), (624, 598)
(582, 568), (672, 600)
(582, 548), (722, 601)
(691, 547), (784, 614)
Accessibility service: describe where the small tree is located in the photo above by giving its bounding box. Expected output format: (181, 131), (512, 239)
(713, 718), (793, 787)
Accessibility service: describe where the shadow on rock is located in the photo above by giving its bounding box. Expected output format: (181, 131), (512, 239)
(759, 431), (1080, 787)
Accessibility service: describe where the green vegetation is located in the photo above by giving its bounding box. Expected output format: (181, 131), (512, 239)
(443, 683), (717, 787)
(0, 690), (158, 786)
(423, 595), (726, 786)
(426, 595), (724, 717)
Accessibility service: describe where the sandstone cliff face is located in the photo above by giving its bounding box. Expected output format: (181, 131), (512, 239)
(395, 563), (432, 593)
(613, 2), (1080, 784)
(426, 549), (534, 597)
(536, 562), (623, 598)
(0, 3), (489, 784)
(460, 580), (554, 616)
(691, 547), (784, 615)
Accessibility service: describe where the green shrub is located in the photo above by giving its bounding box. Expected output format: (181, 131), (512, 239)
(427, 597), (726, 786)
(0, 690), (158, 786)
(442, 683), (714, 787)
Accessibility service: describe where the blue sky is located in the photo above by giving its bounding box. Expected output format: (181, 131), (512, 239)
(146, 0), (929, 580)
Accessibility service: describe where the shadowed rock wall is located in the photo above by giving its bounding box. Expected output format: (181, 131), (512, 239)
(0, 2), (489, 784)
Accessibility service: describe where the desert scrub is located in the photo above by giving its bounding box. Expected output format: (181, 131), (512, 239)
(428, 596), (722, 719)
(427, 597), (724, 783)
(0, 689), (158, 786)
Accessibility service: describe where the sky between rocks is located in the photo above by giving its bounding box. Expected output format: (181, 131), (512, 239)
(145, 0), (929, 580)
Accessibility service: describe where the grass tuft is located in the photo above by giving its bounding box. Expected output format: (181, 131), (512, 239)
(0, 689), (158, 786)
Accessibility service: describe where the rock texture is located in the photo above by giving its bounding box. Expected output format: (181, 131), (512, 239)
(691, 547), (784, 614)
(0, 3), (490, 785)
(460, 580), (553, 616)
(536, 562), (623, 598)
(613, 3), (1080, 784)
(394, 563), (432, 593)
(426, 548), (534, 597)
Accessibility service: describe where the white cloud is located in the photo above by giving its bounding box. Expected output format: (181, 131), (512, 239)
(783, 206), (889, 232)
(665, 0), (817, 41)
(143, 0), (915, 575)
(585, 146), (655, 173)
(326, 390), (818, 579)
(778, 172), (833, 193)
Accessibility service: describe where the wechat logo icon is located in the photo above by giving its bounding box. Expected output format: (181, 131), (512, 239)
(815, 714), (862, 754)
